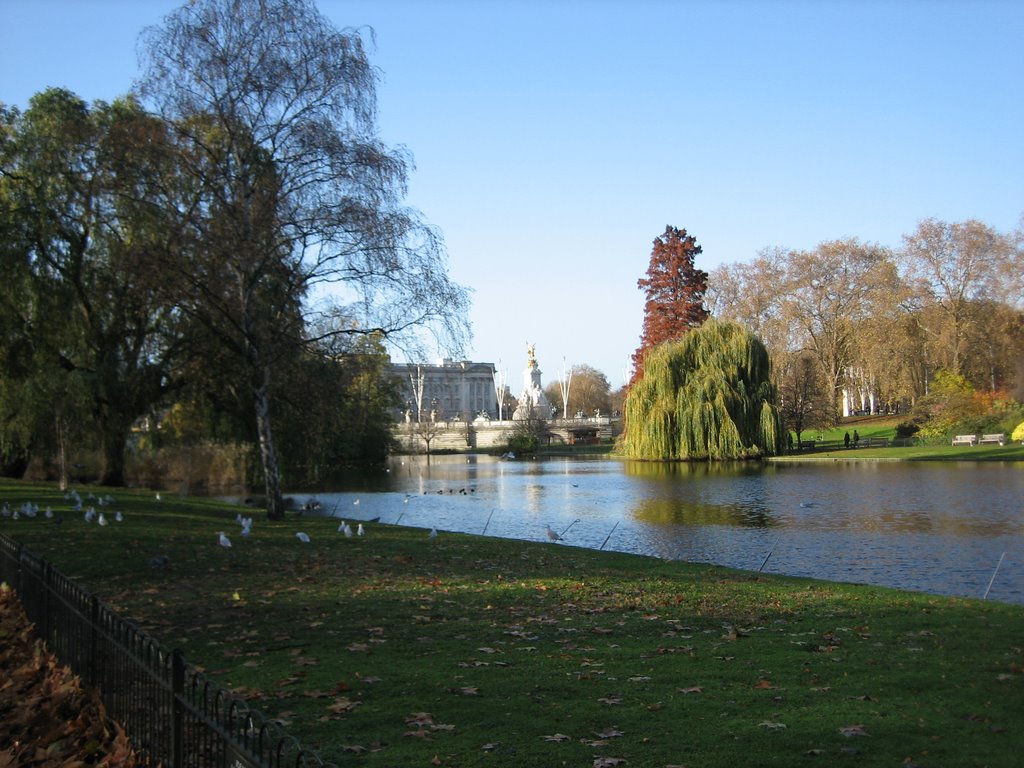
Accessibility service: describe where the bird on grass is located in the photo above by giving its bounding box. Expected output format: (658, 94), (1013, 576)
(296, 532), (311, 543)
(218, 531), (232, 548)
(545, 525), (563, 542)
(357, 523), (365, 536)
(97, 512), (108, 526)
(429, 527), (438, 538)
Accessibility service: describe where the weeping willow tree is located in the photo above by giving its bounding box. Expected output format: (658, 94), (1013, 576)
(623, 319), (782, 460)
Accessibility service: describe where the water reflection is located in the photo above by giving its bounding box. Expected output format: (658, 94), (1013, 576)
(625, 460), (778, 527)
(632, 498), (776, 527)
(294, 455), (1024, 604)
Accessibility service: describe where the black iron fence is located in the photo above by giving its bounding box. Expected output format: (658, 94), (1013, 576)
(0, 533), (337, 768)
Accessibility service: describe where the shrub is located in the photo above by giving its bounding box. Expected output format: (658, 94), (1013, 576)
(895, 421), (920, 439)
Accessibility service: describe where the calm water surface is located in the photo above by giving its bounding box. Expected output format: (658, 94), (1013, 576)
(299, 455), (1024, 605)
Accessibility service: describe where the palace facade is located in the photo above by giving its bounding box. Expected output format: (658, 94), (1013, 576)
(390, 359), (502, 422)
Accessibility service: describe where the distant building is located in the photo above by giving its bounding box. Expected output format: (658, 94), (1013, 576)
(391, 359), (500, 421)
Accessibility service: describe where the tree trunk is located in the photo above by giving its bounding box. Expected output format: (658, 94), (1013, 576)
(99, 415), (131, 487)
(254, 367), (285, 520)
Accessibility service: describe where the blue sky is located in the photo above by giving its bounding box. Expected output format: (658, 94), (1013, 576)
(2, 0), (1022, 387)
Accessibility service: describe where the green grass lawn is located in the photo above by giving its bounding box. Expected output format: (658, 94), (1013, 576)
(2, 478), (1023, 767)
(809, 416), (904, 442)
(786, 416), (1024, 461)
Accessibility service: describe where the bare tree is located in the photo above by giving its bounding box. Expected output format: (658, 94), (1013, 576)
(137, 0), (469, 518)
(778, 351), (831, 449)
(781, 239), (899, 422)
(900, 218), (1013, 378)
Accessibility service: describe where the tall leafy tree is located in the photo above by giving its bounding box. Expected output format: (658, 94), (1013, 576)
(274, 331), (399, 485)
(631, 225), (708, 385)
(137, 0), (470, 518)
(0, 90), (183, 486)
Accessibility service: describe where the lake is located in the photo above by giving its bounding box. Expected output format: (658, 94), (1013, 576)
(296, 455), (1024, 605)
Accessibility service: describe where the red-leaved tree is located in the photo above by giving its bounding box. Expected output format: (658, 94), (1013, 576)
(630, 225), (709, 385)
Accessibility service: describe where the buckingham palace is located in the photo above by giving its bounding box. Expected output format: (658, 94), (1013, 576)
(390, 359), (503, 422)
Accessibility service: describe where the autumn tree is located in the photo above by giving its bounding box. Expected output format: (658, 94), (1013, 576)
(706, 247), (792, 363)
(780, 239), (899, 422)
(900, 218), (1015, 383)
(630, 225), (708, 385)
(137, 0), (470, 518)
(544, 364), (612, 417)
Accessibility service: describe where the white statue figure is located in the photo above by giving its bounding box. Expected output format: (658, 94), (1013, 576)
(514, 343), (552, 420)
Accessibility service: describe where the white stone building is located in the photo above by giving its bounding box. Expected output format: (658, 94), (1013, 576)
(391, 359), (500, 422)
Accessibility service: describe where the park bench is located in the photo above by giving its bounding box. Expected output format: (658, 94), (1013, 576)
(979, 433), (1006, 446)
(951, 434), (977, 446)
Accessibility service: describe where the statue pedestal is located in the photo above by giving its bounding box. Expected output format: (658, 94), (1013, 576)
(513, 356), (552, 421)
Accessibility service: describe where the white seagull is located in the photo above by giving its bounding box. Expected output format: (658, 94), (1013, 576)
(428, 527), (438, 538)
(545, 525), (562, 542)
(357, 523), (365, 536)
(97, 512), (108, 526)
(296, 531), (311, 543)
(218, 531), (232, 548)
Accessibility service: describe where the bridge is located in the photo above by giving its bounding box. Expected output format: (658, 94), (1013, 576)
(394, 415), (621, 452)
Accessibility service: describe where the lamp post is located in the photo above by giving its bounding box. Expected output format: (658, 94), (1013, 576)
(559, 358), (573, 420)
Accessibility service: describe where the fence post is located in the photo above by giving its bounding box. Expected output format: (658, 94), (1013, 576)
(171, 649), (184, 768)
(88, 593), (100, 688)
(13, 540), (25, 606)
(41, 560), (52, 647)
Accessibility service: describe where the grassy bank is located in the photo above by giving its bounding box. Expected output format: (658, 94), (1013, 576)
(2, 479), (1022, 767)
(773, 443), (1024, 461)
(781, 415), (1024, 461)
